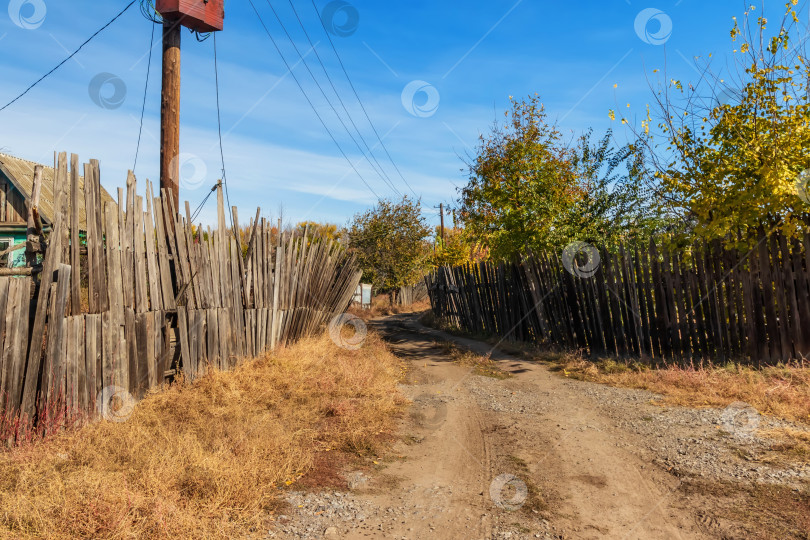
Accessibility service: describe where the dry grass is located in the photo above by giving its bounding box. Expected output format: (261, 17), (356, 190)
(419, 311), (464, 334)
(504, 455), (548, 516)
(539, 351), (810, 425)
(0, 332), (405, 539)
(420, 314), (810, 425)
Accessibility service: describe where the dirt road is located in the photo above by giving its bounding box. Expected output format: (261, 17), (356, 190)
(272, 313), (809, 539)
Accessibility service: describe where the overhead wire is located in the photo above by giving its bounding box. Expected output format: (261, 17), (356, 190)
(133, 21), (156, 172)
(0, 0), (139, 112)
(283, 0), (401, 196)
(309, 0), (418, 198)
(139, 0), (163, 23)
(263, 0), (399, 196)
(247, 0), (381, 200)
(1, 0), (225, 225)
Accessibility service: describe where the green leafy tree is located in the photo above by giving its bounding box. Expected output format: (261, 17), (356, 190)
(348, 197), (431, 304)
(458, 95), (580, 259)
(552, 130), (665, 247)
(459, 95), (660, 259)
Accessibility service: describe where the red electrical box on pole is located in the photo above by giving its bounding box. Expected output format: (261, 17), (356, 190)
(155, 0), (224, 209)
(156, 0), (224, 32)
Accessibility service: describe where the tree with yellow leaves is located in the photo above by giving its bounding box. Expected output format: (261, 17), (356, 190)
(636, 2), (810, 242)
(295, 221), (342, 243)
(429, 225), (488, 267)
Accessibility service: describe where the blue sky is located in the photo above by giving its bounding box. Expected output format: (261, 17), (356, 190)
(0, 1), (805, 228)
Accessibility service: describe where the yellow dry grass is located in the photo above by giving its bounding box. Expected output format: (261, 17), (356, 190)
(0, 332), (405, 539)
(542, 352), (810, 425)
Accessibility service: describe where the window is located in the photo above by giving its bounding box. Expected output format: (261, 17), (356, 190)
(0, 238), (11, 268)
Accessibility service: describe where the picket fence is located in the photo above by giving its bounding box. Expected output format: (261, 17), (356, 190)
(427, 231), (810, 367)
(0, 153), (361, 434)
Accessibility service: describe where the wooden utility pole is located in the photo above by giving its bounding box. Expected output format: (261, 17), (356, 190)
(160, 21), (182, 210)
(439, 203), (445, 245)
(154, 1), (223, 210)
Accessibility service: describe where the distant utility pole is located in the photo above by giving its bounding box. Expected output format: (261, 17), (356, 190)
(438, 203), (445, 245)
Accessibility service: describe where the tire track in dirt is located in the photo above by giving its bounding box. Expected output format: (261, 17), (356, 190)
(363, 314), (707, 539)
(276, 313), (764, 538)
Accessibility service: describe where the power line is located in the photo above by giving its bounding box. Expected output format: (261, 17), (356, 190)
(284, 0), (401, 196)
(247, 0), (381, 200)
(264, 0), (396, 195)
(263, 0), (399, 196)
(0, 0), (138, 113)
(310, 0), (418, 198)
(134, 21), (156, 172)
(213, 33), (234, 229)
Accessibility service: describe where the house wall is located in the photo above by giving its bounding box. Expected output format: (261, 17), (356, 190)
(0, 229), (27, 268)
(0, 175), (27, 224)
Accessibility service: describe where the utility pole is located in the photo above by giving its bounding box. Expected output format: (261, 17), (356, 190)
(160, 20), (181, 208)
(439, 203), (445, 245)
(155, 0), (225, 211)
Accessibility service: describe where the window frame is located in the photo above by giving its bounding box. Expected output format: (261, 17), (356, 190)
(0, 237), (13, 268)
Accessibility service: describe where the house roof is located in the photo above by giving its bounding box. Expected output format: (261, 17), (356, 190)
(0, 152), (116, 230)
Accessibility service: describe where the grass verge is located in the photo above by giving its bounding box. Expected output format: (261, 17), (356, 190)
(541, 351), (810, 425)
(420, 314), (810, 425)
(0, 332), (405, 539)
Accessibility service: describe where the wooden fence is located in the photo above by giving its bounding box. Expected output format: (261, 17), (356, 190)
(0, 153), (362, 435)
(426, 232), (810, 367)
(398, 280), (428, 306)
